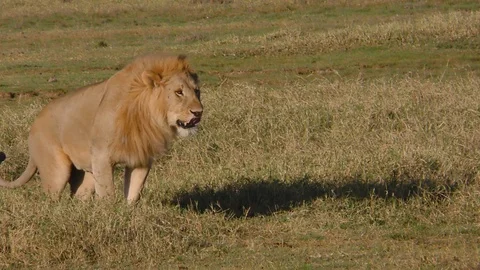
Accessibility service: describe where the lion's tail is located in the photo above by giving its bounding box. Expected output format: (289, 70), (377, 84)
(0, 154), (37, 188)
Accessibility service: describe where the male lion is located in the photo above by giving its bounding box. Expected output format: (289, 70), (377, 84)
(0, 54), (203, 203)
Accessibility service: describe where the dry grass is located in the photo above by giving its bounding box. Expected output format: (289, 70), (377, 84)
(1, 0), (480, 268)
(199, 10), (480, 57)
(2, 76), (480, 268)
(1, 0), (479, 93)
(0, 0), (402, 20)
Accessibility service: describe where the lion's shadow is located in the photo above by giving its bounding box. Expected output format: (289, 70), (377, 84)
(169, 175), (464, 218)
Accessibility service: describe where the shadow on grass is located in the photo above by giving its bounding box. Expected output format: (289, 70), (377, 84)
(170, 175), (469, 218)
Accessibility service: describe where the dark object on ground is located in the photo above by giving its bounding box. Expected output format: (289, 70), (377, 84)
(0, 152), (6, 164)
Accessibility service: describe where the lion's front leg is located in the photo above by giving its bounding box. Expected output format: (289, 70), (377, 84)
(91, 155), (115, 199)
(124, 161), (152, 204)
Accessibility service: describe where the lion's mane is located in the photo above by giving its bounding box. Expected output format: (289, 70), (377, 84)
(110, 54), (194, 167)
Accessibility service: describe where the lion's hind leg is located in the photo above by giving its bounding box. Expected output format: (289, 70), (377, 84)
(34, 148), (72, 199)
(70, 169), (95, 200)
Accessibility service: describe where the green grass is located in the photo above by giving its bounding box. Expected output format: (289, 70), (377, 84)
(1, 0), (480, 269)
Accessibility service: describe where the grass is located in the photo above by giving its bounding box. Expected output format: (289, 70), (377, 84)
(1, 0), (480, 268)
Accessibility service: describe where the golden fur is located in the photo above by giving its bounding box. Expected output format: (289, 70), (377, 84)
(0, 53), (203, 202)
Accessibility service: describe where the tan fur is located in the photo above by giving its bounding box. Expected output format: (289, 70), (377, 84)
(0, 53), (203, 203)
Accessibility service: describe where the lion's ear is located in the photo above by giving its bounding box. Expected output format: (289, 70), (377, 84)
(142, 71), (162, 88)
(177, 54), (190, 70)
(178, 54), (187, 61)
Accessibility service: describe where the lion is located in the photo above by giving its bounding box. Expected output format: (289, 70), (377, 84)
(0, 53), (203, 203)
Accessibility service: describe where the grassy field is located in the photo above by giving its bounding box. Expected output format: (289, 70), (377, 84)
(1, 0), (480, 268)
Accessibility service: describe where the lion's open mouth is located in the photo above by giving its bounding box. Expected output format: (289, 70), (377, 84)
(176, 118), (200, 129)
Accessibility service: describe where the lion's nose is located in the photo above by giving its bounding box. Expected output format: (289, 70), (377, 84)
(191, 110), (203, 118)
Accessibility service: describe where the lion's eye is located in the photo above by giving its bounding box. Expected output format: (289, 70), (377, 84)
(175, 90), (184, 96)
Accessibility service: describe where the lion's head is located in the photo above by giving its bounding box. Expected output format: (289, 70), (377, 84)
(112, 54), (203, 167)
(142, 65), (203, 138)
